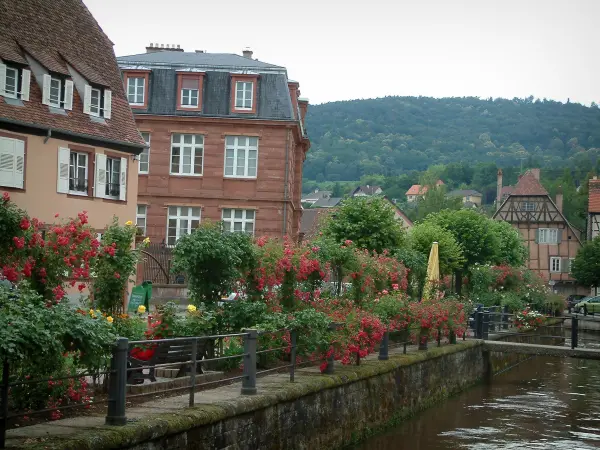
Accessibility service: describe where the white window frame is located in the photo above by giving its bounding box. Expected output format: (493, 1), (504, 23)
(222, 208), (255, 235)
(68, 151), (88, 196)
(139, 132), (150, 174)
(105, 156), (121, 199)
(89, 87), (101, 117)
(166, 206), (201, 246)
(127, 76), (145, 105)
(181, 88), (199, 108)
(136, 205), (147, 235)
(234, 81), (253, 110)
(3, 66), (18, 99)
(224, 136), (258, 178)
(521, 201), (536, 211)
(539, 228), (559, 244)
(49, 77), (62, 108)
(170, 134), (203, 176)
(550, 257), (561, 273)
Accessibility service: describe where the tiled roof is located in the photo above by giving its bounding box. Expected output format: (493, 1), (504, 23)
(406, 184), (426, 196)
(299, 209), (335, 240)
(589, 179), (600, 213)
(0, 0), (145, 150)
(448, 189), (482, 197)
(354, 185), (382, 195)
(501, 186), (515, 196)
(312, 197), (342, 208)
(117, 52), (285, 71)
(511, 170), (548, 196)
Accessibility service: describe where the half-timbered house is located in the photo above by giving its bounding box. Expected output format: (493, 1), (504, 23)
(493, 169), (586, 295)
(588, 176), (600, 240)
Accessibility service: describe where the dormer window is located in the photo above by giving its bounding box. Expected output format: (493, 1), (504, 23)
(176, 73), (204, 111)
(230, 74), (258, 114)
(235, 81), (253, 110)
(122, 70), (150, 109)
(83, 84), (112, 119)
(0, 63), (31, 101)
(42, 74), (73, 110)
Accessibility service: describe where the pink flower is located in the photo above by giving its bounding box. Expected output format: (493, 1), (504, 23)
(2, 192), (9, 202)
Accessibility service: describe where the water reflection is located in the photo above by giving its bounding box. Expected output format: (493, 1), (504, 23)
(353, 334), (600, 450)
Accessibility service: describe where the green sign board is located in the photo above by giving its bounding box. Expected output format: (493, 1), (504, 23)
(128, 285), (148, 313)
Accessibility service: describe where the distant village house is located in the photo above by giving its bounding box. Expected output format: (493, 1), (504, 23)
(405, 180), (444, 202)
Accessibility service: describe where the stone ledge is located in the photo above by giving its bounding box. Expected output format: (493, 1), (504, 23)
(127, 371), (224, 395)
(15, 341), (482, 450)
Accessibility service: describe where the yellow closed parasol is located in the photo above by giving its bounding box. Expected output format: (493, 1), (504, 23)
(423, 241), (440, 302)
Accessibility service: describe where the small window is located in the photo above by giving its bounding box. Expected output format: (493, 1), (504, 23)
(49, 77), (62, 107)
(139, 132), (150, 174)
(0, 136), (25, 189)
(127, 76), (145, 105)
(550, 257), (561, 273)
(181, 78), (199, 108)
(539, 228), (559, 244)
(224, 136), (258, 178)
(521, 201), (536, 211)
(90, 87), (101, 116)
(136, 205), (147, 235)
(170, 134), (203, 176)
(222, 209), (255, 235)
(105, 157), (121, 198)
(235, 81), (253, 110)
(167, 206), (201, 246)
(3, 67), (18, 98)
(69, 151), (88, 195)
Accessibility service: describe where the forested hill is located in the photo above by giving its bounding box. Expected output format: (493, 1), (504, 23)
(303, 96), (600, 182)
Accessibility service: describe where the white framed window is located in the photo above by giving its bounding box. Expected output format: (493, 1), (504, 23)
(222, 209), (255, 234)
(69, 151), (88, 195)
(180, 77), (199, 108)
(139, 132), (150, 174)
(235, 81), (253, 110)
(49, 77), (62, 107)
(0, 64), (30, 101)
(538, 228), (559, 244)
(550, 257), (561, 273)
(3, 67), (18, 98)
(224, 136), (258, 178)
(167, 206), (201, 246)
(0, 136), (25, 189)
(42, 75), (73, 110)
(170, 134), (203, 176)
(127, 77), (145, 105)
(136, 205), (147, 235)
(83, 85), (111, 119)
(105, 157), (121, 198)
(90, 87), (101, 116)
(521, 201), (536, 211)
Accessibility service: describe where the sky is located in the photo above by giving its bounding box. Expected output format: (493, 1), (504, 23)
(84, 0), (598, 106)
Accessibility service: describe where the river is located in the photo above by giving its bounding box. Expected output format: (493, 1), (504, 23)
(353, 332), (600, 450)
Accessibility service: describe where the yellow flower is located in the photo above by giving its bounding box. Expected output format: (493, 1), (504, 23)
(89, 309), (95, 316)
(187, 304), (197, 312)
(106, 316), (114, 323)
(137, 305), (146, 314)
(125, 220), (133, 226)
(143, 237), (150, 244)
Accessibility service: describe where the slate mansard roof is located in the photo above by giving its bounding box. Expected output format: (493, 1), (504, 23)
(0, 0), (145, 151)
(117, 51), (297, 121)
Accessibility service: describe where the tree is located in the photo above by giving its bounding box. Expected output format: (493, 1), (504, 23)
(571, 237), (600, 288)
(332, 182), (343, 197)
(322, 197), (405, 253)
(489, 220), (528, 267)
(408, 223), (465, 276)
(411, 184), (462, 221)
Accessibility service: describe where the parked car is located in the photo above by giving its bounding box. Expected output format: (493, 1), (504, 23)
(567, 294), (587, 309)
(574, 296), (600, 315)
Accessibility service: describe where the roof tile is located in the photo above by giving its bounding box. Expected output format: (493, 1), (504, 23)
(511, 170), (548, 196)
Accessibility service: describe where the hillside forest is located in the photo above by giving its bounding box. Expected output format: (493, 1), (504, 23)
(302, 96), (600, 232)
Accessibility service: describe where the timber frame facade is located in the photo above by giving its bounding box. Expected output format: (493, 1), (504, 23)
(493, 169), (586, 295)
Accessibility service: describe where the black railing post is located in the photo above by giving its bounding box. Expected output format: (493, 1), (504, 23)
(571, 316), (579, 349)
(105, 338), (128, 426)
(290, 330), (297, 382)
(482, 309), (490, 340)
(379, 331), (389, 361)
(189, 338), (198, 407)
(1, 360), (9, 449)
(502, 306), (509, 330)
(241, 330), (257, 395)
(476, 311), (484, 339)
(437, 327), (442, 347)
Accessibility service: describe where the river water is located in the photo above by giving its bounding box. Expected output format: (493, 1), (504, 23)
(354, 333), (600, 450)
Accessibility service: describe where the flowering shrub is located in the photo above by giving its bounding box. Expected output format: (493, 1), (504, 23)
(515, 307), (544, 330)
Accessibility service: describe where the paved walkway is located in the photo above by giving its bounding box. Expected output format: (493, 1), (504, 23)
(6, 343), (420, 447)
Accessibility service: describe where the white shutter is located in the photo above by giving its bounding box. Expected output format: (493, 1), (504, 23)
(103, 89), (112, 119)
(56, 147), (70, 193)
(83, 84), (92, 114)
(64, 80), (74, 110)
(119, 157), (127, 201)
(42, 74), (51, 105)
(14, 140), (24, 189)
(0, 63), (6, 94)
(95, 153), (107, 199)
(20, 69), (30, 101)
(0, 137), (16, 187)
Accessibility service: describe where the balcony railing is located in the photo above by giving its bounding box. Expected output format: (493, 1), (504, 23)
(69, 178), (88, 193)
(105, 183), (120, 198)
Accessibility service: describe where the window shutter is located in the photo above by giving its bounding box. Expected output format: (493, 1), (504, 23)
(561, 258), (570, 273)
(56, 147), (70, 193)
(556, 229), (563, 244)
(0, 63), (6, 94)
(534, 229), (540, 244)
(119, 157), (127, 201)
(0, 137), (16, 187)
(42, 74), (51, 105)
(64, 80), (74, 110)
(94, 153), (107, 199)
(14, 140), (24, 189)
(83, 84), (92, 114)
(20, 69), (30, 101)
(103, 89), (112, 119)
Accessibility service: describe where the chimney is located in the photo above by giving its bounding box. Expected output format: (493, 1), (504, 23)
(195, 50), (205, 53)
(242, 47), (253, 59)
(555, 186), (563, 213)
(531, 168), (541, 180)
(298, 98), (309, 126)
(145, 43), (184, 53)
(496, 169), (503, 206)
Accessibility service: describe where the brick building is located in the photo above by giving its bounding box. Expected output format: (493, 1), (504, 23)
(117, 46), (309, 245)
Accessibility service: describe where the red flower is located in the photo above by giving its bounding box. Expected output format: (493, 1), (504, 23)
(114, 272), (121, 279)
(2, 192), (9, 202)
(19, 218), (30, 230)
